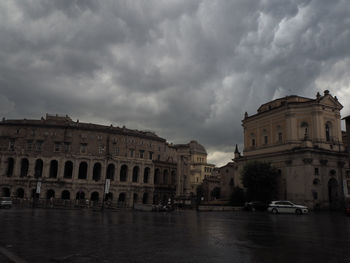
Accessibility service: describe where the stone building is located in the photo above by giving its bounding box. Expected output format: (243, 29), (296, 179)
(342, 116), (350, 201)
(237, 90), (348, 209)
(0, 114), (179, 207)
(173, 141), (215, 198)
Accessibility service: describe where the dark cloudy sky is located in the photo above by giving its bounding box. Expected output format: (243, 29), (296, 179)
(1, 0), (350, 166)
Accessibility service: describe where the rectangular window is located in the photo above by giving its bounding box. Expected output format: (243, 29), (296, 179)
(64, 142), (71, 153)
(347, 180), (350, 195)
(252, 139), (255, 147)
(27, 140), (33, 151)
(54, 142), (61, 152)
(80, 143), (87, 154)
(8, 139), (15, 151)
(114, 146), (119, 155)
(278, 132), (282, 142)
(139, 150), (144, 158)
(130, 149), (134, 158)
(264, 136), (268, 144)
(36, 140), (43, 151)
(98, 144), (105, 154)
(315, 168), (319, 176)
(149, 151), (153, 160)
(157, 154), (160, 160)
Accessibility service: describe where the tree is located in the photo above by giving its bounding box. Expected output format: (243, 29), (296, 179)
(230, 186), (246, 206)
(241, 161), (279, 203)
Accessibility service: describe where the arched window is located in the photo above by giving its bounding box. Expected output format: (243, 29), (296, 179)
(34, 159), (43, 178)
(6, 157), (14, 177)
(20, 158), (29, 177)
(171, 171), (176, 185)
(106, 163), (115, 180)
(118, 193), (126, 202)
(142, 193), (148, 204)
(64, 161), (73, 179)
(49, 160), (58, 178)
(300, 122), (309, 139)
(61, 190), (70, 200)
(325, 122), (332, 142)
(90, 192), (99, 201)
(92, 163), (102, 182)
(154, 169), (160, 184)
(120, 165), (128, 182)
(46, 189), (55, 199)
(76, 191), (85, 200)
(132, 166), (139, 182)
(16, 188), (24, 198)
(78, 162), (88, 179)
(143, 167), (150, 183)
(163, 170), (169, 184)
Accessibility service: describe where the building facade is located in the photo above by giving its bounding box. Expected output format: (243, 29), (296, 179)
(237, 90), (348, 209)
(0, 114), (179, 207)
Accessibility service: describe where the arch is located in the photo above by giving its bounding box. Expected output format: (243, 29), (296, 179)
(132, 166), (139, 183)
(300, 121), (309, 139)
(120, 165), (128, 182)
(143, 167), (150, 183)
(92, 162), (102, 182)
(46, 189), (55, 199)
(6, 157), (14, 177)
(154, 168), (160, 184)
(163, 169), (169, 184)
(133, 193), (138, 205)
(142, 193), (148, 204)
(61, 190), (70, 200)
(105, 192), (113, 201)
(325, 122), (332, 142)
(16, 188), (25, 198)
(1, 187), (10, 197)
(76, 191), (85, 200)
(90, 191), (99, 201)
(78, 162), (88, 179)
(49, 160), (58, 178)
(328, 178), (339, 208)
(64, 161), (73, 179)
(34, 159), (43, 178)
(171, 170), (176, 184)
(31, 189), (39, 199)
(20, 158), (29, 177)
(118, 193), (126, 202)
(106, 163), (115, 180)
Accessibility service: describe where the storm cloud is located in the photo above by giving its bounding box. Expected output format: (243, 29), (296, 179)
(0, 0), (350, 165)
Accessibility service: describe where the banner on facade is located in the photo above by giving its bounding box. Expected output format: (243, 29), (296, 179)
(105, 179), (111, 194)
(36, 181), (41, 194)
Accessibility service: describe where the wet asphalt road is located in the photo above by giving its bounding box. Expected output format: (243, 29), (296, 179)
(0, 208), (350, 263)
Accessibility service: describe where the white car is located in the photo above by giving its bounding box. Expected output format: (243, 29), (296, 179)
(0, 197), (12, 208)
(268, 201), (308, 215)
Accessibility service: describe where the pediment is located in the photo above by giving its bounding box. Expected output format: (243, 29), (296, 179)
(319, 95), (343, 110)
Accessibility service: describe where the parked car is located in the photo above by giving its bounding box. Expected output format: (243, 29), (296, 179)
(244, 201), (268, 211)
(0, 197), (12, 208)
(268, 200), (308, 215)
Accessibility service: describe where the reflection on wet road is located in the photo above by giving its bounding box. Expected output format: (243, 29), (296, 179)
(0, 209), (349, 263)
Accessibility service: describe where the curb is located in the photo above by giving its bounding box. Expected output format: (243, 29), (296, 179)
(0, 246), (28, 263)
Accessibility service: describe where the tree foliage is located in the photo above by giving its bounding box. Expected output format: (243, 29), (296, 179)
(241, 161), (279, 203)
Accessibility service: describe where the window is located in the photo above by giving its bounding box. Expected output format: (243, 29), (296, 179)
(64, 142), (71, 153)
(252, 139), (255, 147)
(325, 123), (331, 142)
(347, 181), (350, 195)
(139, 150), (144, 159)
(8, 139), (15, 151)
(114, 146), (119, 155)
(264, 136), (268, 144)
(315, 168), (319, 176)
(278, 132), (282, 142)
(54, 142), (60, 152)
(129, 149), (134, 158)
(98, 144), (105, 154)
(149, 151), (153, 160)
(27, 140), (33, 151)
(80, 143), (87, 154)
(36, 140), (43, 151)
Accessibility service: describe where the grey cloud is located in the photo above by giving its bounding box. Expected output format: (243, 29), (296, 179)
(0, 0), (349, 165)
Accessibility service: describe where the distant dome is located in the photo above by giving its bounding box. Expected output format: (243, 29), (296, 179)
(189, 140), (207, 154)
